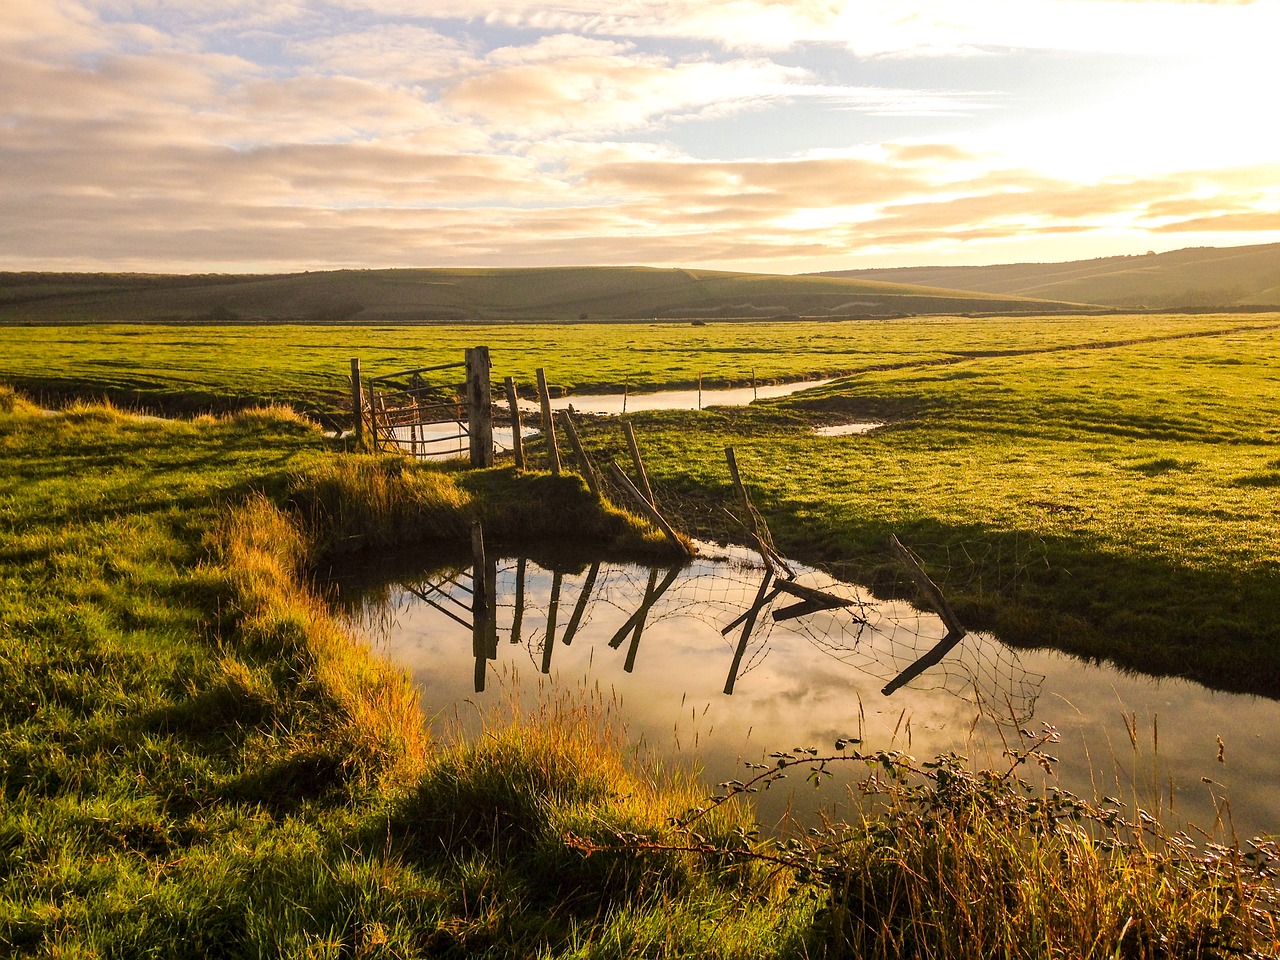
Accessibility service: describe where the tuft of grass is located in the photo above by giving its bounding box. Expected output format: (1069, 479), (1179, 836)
(288, 454), (475, 557)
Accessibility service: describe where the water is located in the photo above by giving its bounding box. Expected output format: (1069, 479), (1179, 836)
(387, 378), (841, 458)
(335, 546), (1280, 839)
(813, 422), (882, 437)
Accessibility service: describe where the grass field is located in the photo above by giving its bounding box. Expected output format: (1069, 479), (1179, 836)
(1, 312), (1269, 422)
(3, 313), (1280, 955)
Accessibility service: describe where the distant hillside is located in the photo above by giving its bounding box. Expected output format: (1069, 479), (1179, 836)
(815, 242), (1280, 309)
(0, 266), (1082, 323)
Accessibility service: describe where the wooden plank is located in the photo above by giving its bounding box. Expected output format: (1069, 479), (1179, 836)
(724, 447), (796, 578)
(466, 346), (493, 468)
(349, 357), (363, 445)
(536, 367), (561, 475)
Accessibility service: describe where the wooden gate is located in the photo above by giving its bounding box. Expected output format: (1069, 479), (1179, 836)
(354, 346), (493, 467)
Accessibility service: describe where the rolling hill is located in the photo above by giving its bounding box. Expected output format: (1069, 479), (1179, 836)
(814, 242), (1280, 309)
(0, 266), (1082, 323)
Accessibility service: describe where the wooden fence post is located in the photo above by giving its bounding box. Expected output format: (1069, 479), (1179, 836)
(349, 357), (363, 445)
(607, 461), (693, 556)
(536, 368), (561, 475)
(504, 376), (525, 470)
(558, 410), (602, 497)
(623, 421), (656, 506)
(466, 346), (493, 468)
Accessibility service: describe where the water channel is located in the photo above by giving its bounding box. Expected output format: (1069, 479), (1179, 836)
(334, 545), (1280, 840)
(389, 378), (881, 457)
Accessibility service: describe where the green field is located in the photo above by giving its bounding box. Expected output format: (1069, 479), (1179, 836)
(3, 314), (1279, 955)
(0, 312), (1266, 422)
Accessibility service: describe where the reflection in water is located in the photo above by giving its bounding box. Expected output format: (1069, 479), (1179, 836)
(338, 547), (1280, 838)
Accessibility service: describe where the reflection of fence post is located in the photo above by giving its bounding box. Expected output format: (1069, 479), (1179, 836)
(541, 571), (563, 674)
(623, 421), (656, 506)
(511, 557), (526, 645)
(536, 368), (561, 475)
(882, 535), (967, 697)
(472, 522), (489, 692)
(466, 346), (493, 468)
(558, 410), (602, 497)
(349, 357), (363, 445)
(561, 560), (599, 646)
(504, 376), (525, 470)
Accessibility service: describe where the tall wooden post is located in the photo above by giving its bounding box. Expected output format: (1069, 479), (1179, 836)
(466, 346), (493, 468)
(349, 357), (363, 444)
(536, 368), (561, 475)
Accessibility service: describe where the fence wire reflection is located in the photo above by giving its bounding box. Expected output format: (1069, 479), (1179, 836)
(343, 546), (1044, 725)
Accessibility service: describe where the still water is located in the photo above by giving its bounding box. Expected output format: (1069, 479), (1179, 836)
(336, 546), (1280, 839)
(391, 378), (861, 457)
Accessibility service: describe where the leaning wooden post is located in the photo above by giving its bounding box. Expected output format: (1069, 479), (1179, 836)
(607, 461), (693, 556)
(536, 367), (561, 475)
(725, 446), (796, 578)
(466, 346), (494, 468)
(504, 376), (525, 471)
(558, 410), (602, 498)
(887, 535), (965, 637)
(623, 421), (656, 506)
(349, 357), (364, 445)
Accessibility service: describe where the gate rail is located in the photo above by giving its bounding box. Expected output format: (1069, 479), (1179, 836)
(352, 348), (493, 466)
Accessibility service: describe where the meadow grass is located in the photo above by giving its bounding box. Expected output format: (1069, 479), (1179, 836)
(1, 313), (1270, 423)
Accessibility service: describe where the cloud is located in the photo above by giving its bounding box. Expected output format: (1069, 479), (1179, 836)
(328, 0), (1280, 57)
(289, 24), (477, 84)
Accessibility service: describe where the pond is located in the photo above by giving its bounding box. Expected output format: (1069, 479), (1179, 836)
(333, 545), (1280, 840)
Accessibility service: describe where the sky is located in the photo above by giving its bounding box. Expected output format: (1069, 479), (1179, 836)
(3, 0), (1279, 274)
